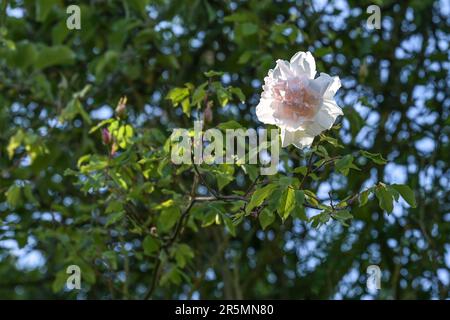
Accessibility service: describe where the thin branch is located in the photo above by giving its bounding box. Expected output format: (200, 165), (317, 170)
(192, 160), (219, 198)
(245, 174), (261, 197)
(312, 156), (340, 173)
(299, 152), (315, 190)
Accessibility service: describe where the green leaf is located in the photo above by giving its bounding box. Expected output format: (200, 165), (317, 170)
(216, 86), (231, 106)
(214, 164), (235, 190)
(295, 190), (305, 208)
(95, 50), (119, 80)
(89, 119), (115, 134)
(52, 270), (67, 293)
(102, 251), (118, 270)
(217, 120), (243, 130)
(314, 47), (333, 57)
(166, 87), (190, 111)
(172, 244), (194, 268)
(77, 261), (96, 285)
(391, 184), (417, 208)
(319, 134), (343, 148)
(7, 130), (25, 159)
(360, 150), (387, 165)
(116, 124), (134, 148)
(182, 95), (193, 111)
(240, 22), (258, 36)
(60, 98), (91, 124)
(36, 0), (59, 22)
(204, 70), (224, 77)
(333, 210), (353, 220)
(375, 185), (394, 213)
(106, 201), (123, 214)
(158, 206), (181, 232)
(278, 187), (296, 220)
(359, 190), (370, 207)
(259, 209), (275, 230)
(229, 87), (245, 102)
(143, 235), (159, 256)
(201, 211), (218, 227)
(246, 183), (278, 213)
(105, 211), (125, 227)
(6, 185), (22, 208)
(346, 108), (364, 137)
(303, 189), (319, 206)
(191, 82), (208, 107)
(221, 213), (236, 237)
(293, 166), (307, 176)
(160, 266), (184, 286)
(238, 51), (253, 64)
(335, 155), (360, 176)
(35, 45), (75, 70)
(23, 184), (39, 206)
(7, 41), (38, 69)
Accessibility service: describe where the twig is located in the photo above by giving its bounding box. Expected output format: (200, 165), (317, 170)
(245, 174), (261, 197)
(299, 153), (315, 189)
(312, 156), (340, 173)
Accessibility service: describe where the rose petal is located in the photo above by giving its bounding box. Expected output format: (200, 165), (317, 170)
(289, 51), (316, 79)
(302, 99), (343, 136)
(313, 73), (341, 98)
(281, 128), (315, 148)
(256, 99), (276, 125)
(274, 59), (294, 80)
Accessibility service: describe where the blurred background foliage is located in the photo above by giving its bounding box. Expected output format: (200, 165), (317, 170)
(0, 0), (448, 299)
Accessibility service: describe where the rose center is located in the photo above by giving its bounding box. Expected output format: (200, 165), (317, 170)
(272, 77), (321, 121)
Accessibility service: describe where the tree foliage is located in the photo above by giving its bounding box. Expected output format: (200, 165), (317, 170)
(0, 0), (448, 299)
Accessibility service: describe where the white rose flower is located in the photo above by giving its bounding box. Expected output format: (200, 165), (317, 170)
(256, 51), (343, 149)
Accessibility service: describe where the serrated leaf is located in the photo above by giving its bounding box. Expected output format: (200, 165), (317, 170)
(391, 184), (417, 208)
(166, 87), (189, 105)
(293, 166), (307, 176)
(335, 154), (360, 176)
(229, 87), (245, 102)
(259, 209), (275, 230)
(333, 209), (353, 220)
(278, 187), (296, 220)
(359, 190), (370, 207)
(221, 213), (236, 237)
(246, 183), (278, 213)
(360, 150), (387, 165)
(375, 185), (394, 213)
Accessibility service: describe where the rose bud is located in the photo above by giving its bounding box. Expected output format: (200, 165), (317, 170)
(101, 128), (112, 145)
(115, 96), (127, 119)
